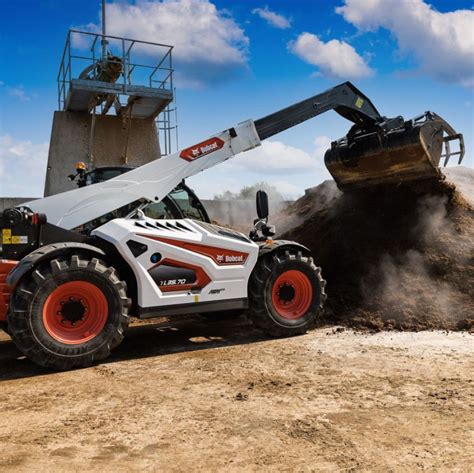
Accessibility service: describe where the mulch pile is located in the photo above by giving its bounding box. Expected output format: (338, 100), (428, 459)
(279, 173), (474, 331)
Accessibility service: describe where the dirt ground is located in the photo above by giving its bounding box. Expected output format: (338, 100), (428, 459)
(0, 316), (472, 472)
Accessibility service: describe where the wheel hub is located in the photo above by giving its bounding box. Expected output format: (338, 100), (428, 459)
(277, 283), (296, 304)
(271, 270), (313, 320)
(42, 281), (109, 345)
(59, 298), (86, 325)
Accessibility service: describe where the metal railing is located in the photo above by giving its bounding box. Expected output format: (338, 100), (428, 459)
(157, 90), (179, 156)
(57, 29), (178, 154)
(57, 29), (174, 111)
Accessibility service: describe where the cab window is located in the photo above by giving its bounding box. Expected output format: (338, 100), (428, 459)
(142, 197), (177, 220)
(80, 169), (129, 187)
(169, 187), (208, 222)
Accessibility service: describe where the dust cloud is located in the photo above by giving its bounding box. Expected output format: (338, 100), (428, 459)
(279, 169), (474, 331)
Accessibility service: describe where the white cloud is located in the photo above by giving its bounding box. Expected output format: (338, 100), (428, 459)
(231, 137), (333, 179)
(252, 6), (291, 29)
(336, 0), (474, 88)
(78, 0), (249, 88)
(289, 32), (373, 79)
(188, 136), (334, 199)
(232, 140), (317, 175)
(0, 135), (48, 196)
(8, 85), (31, 102)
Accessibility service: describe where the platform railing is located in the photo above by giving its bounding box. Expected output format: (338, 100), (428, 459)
(57, 30), (174, 113)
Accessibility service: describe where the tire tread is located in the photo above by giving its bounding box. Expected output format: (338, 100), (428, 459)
(8, 254), (130, 370)
(246, 250), (326, 337)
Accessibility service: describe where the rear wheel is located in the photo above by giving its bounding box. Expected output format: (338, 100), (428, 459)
(8, 254), (130, 370)
(247, 250), (326, 337)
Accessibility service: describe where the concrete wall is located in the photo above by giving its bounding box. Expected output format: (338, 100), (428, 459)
(44, 111), (161, 196)
(0, 198), (35, 212)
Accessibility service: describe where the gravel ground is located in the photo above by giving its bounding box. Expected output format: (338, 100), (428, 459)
(0, 317), (472, 472)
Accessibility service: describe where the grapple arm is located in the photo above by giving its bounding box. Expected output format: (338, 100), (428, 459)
(413, 112), (465, 166)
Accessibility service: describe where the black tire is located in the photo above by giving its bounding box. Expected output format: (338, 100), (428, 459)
(8, 254), (130, 370)
(247, 250), (326, 337)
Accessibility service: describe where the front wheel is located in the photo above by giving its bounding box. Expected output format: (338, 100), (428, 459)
(247, 250), (326, 337)
(8, 254), (130, 370)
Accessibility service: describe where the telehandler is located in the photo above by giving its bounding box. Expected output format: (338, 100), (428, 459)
(0, 82), (464, 369)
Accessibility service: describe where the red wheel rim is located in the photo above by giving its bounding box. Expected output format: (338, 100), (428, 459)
(43, 281), (108, 345)
(271, 270), (313, 320)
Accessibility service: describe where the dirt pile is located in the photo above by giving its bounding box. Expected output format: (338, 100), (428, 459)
(279, 167), (474, 331)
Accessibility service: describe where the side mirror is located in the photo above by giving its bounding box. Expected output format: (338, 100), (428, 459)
(256, 190), (269, 220)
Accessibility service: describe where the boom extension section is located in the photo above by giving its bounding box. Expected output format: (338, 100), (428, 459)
(255, 81), (402, 139)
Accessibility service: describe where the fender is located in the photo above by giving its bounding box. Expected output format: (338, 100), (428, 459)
(258, 240), (311, 257)
(6, 242), (106, 288)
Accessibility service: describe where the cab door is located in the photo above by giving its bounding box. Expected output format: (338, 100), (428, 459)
(167, 184), (211, 223)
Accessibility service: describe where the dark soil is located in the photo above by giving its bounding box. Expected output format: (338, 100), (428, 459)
(279, 174), (474, 331)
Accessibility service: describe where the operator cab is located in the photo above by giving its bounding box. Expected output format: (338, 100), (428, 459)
(69, 163), (210, 226)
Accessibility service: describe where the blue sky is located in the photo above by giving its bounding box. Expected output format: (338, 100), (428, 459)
(0, 0), (473, 198)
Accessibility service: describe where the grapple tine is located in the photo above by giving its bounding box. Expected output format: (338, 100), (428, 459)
(442, 133), (465, 166)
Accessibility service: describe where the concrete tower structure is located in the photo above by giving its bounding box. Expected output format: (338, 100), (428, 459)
(44, 27), (175, 196)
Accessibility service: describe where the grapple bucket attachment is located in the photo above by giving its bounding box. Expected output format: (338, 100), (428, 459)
(324, 113), (464, 191)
